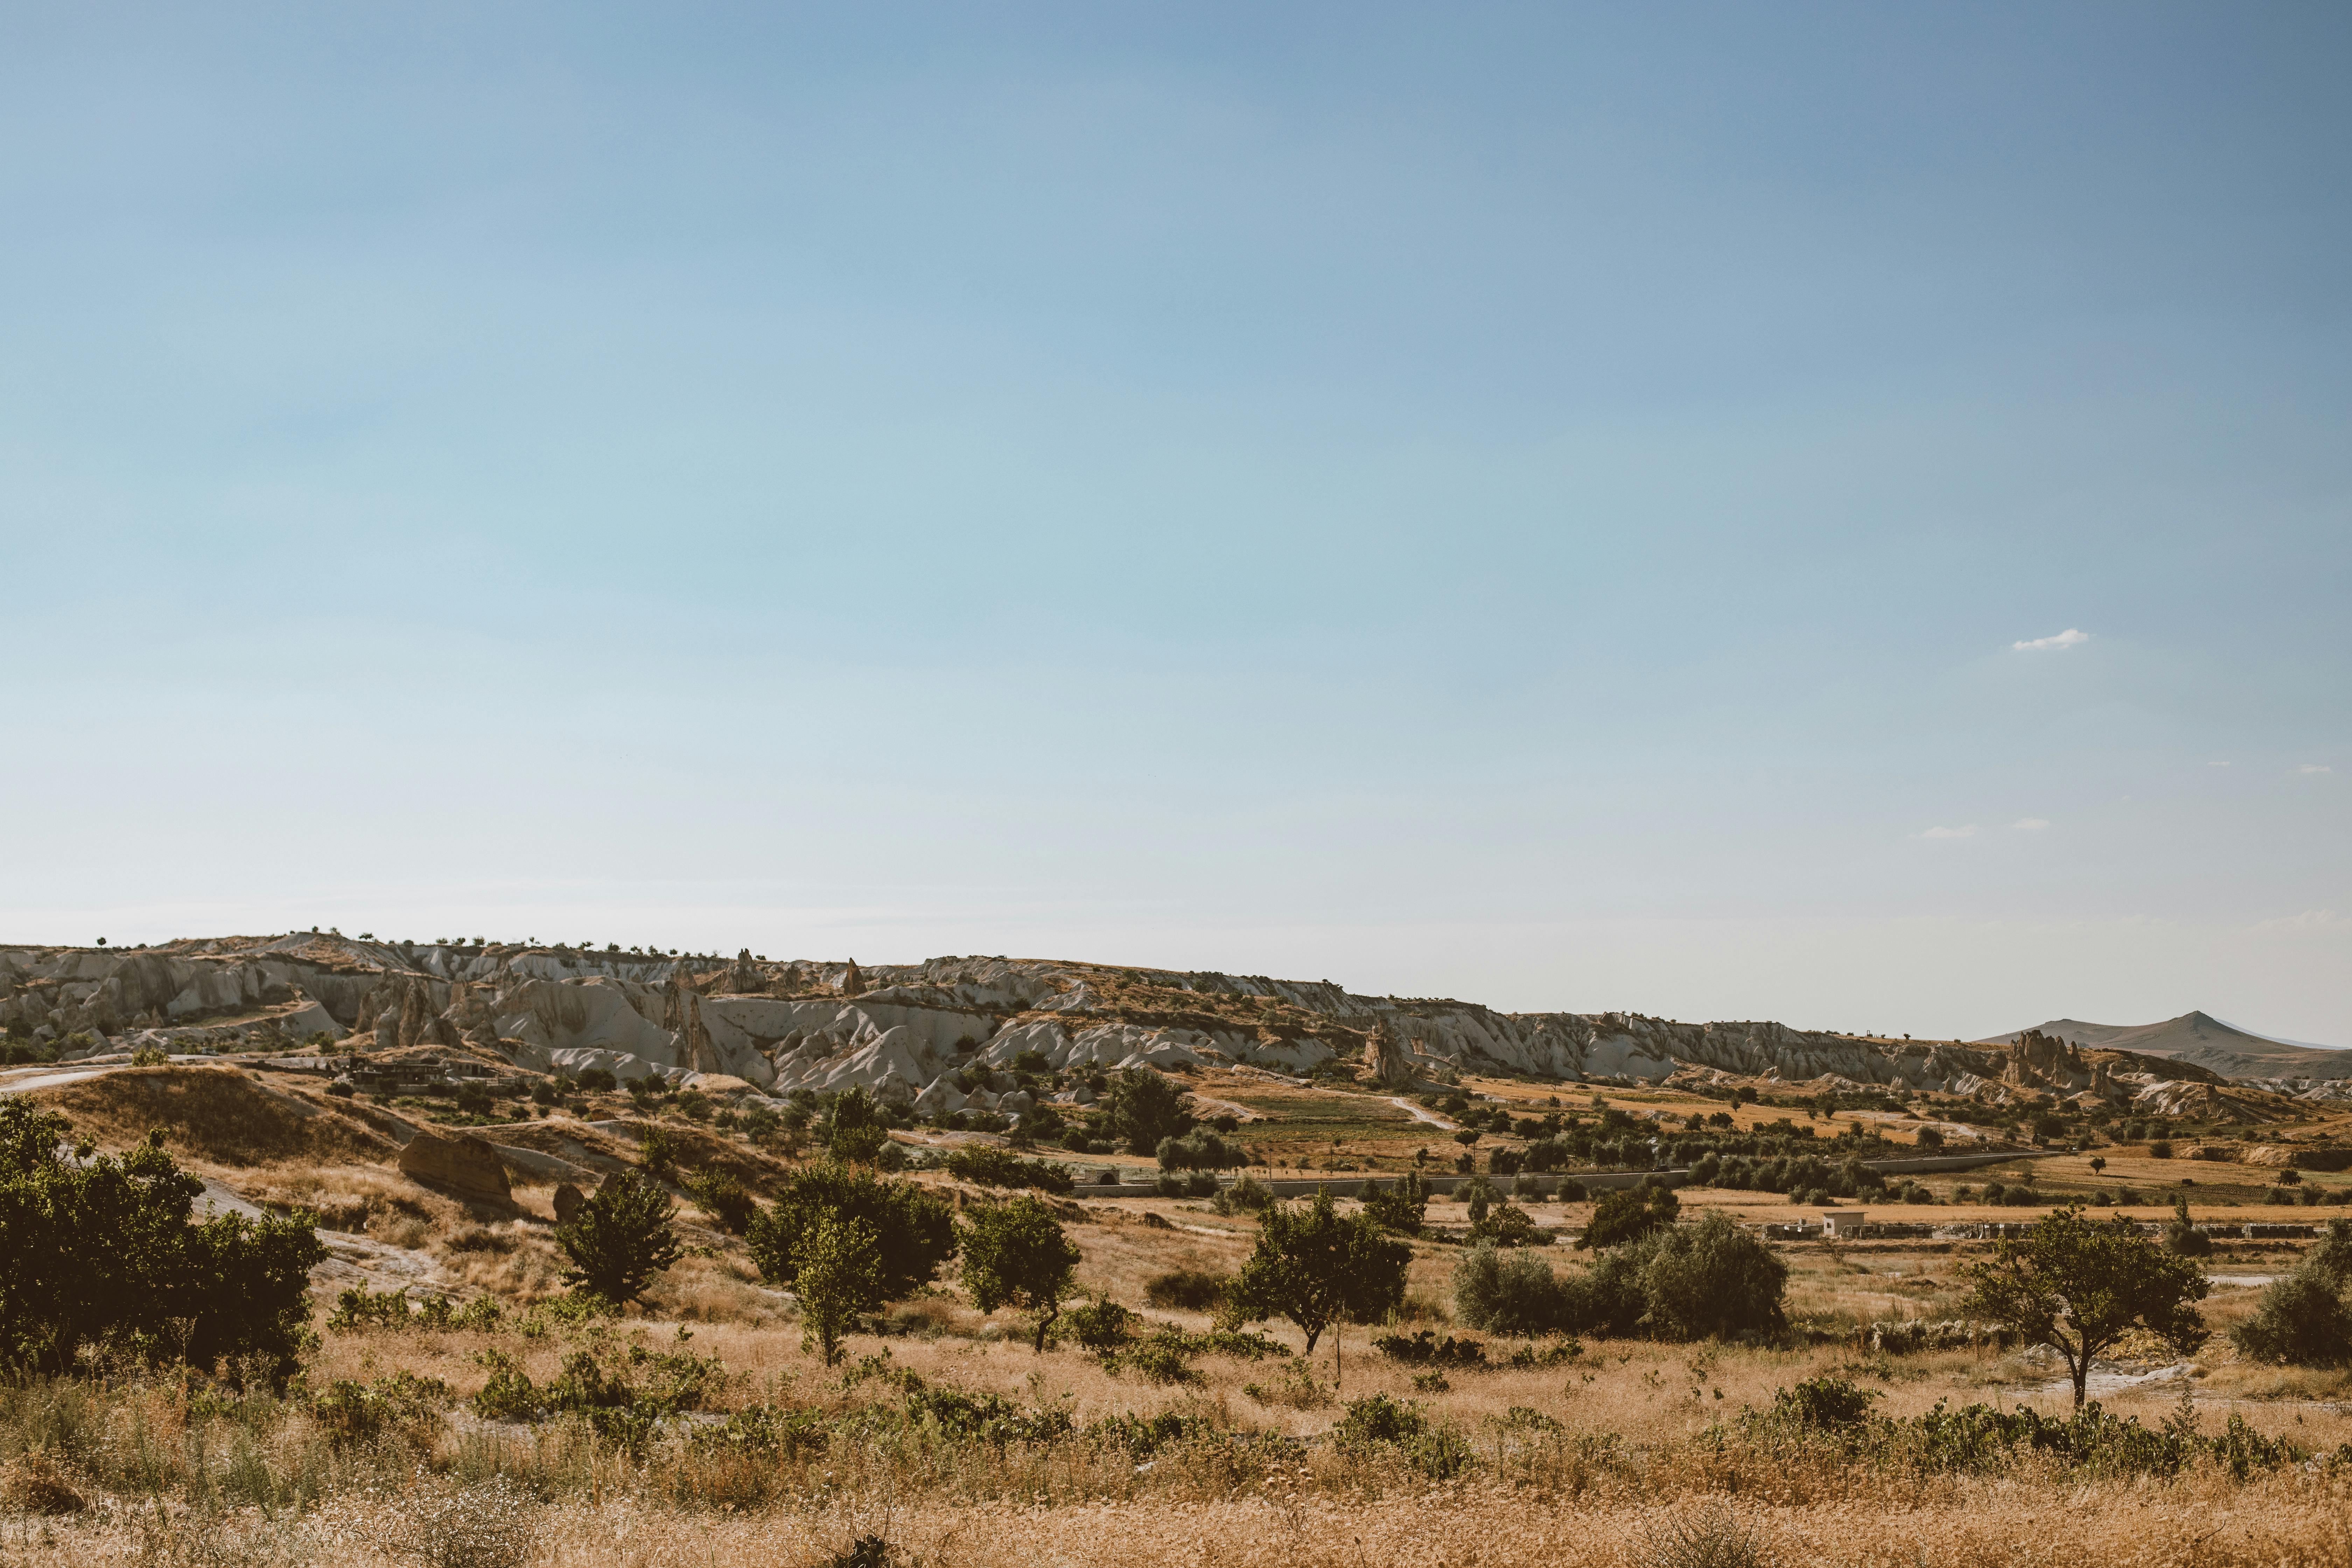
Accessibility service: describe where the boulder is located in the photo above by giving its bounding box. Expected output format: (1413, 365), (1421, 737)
(398, 1129), (512, 1205)
(553, 1182), (586, 1224)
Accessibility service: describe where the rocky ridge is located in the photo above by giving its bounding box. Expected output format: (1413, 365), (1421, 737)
(0, 935), (2292, 1121)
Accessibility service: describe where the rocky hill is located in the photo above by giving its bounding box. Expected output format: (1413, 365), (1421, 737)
(1, 934), (2308, 1120)
(1979, 1011), (2352, 1088)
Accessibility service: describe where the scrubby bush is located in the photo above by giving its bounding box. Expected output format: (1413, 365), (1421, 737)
(0, 1101), (323, 1382)
(1579, 1184), (1678, 1249)
(1064, 1294), (1140, 1356)
(2230, 1263), (2352, 1366)
(1466, 1203), (1550, 1248)
(1374, 1329), (1486, 1367)
(944, 1144), (1075, 1193)
(685, 1168), (756, 1234)
(1453, 1243), (1569, 1337)
(1144, 1268), (1230, 1311)
(1211, 1176), (1275, 1216)
(1157, 1129), (1244, 1171)
(2161, 1198), (2213, 1257)
(1636, 1211), (1789, 1340)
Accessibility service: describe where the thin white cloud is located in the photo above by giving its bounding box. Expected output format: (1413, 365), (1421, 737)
(2298, 763), (2334, 775)
(1917, 825), (1977, 840)
(2208, 760), (2231, 767)
(2012, 818), (2050, 831)
(2011, 629), (2090, 652)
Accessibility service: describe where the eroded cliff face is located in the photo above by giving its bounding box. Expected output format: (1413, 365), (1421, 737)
(0, 937), (2257, 1120)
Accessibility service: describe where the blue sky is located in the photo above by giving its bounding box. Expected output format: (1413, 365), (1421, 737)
(3, 3), (2347, 1042)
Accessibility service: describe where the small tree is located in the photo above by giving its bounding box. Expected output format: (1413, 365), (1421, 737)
(1223, 1191), (1410, 1384)
(747, 1160), (958, 1300)
(1961, 1205), (2208, 1407)
(826, 1087), (892, 1164)
(1360, 1172), (1428, 1236)
(794, 1212), (884, 1365)
(554, 1171), (684, 1305)
(1104, 1068), (1195, 1156)
(959, 1196), (1084, 1351)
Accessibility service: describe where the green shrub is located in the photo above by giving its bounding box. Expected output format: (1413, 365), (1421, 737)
(1578, 1185), (1678, 1249)
(1064, 1294), (1140, 1356)
(1116, 1328), (1205, 1386)
(1767, 1373), (1880, 1430)
(943, 1144), (1075, 1193)
(685, 1168), (757, 1234)
(1453, 1243), (1569, 1337)
(553, 1171), (683, 1304)
(1466, 1203), (1550, 1248)
(2231, 1263), (2352, 1366)
(1211, 1176), (1275, 1216)
(1373, 1329), (1486, 1368)
(1637, 1211), (1789, 1340)
(0, 1102), (323, 1383)
(747, 1160), (958, 1301)
(1156, 1129), (1244, 1171)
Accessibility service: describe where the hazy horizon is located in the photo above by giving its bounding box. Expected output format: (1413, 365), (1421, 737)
(3, 4), (2346, 1043)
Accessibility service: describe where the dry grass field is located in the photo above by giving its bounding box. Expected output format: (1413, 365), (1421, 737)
(6, 1065), (2352, 1567)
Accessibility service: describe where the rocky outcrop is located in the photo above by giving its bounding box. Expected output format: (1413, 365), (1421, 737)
(1362, 1019), (1416, 1091)
(0, 938), (2313, 1124)
(552, 1182), (585, 1223)
(397, 1129), (511, 1205)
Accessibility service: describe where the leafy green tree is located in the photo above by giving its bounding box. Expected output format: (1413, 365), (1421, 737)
(747, 1159), (958, 1300)
(958, 1196), (1085, 1351)
(1103, 1068), (1195, 1156)
(1578, 1184), (1679, 1250)
(0, 1101), (323, 1383)
(555, 1172), (684, 1304)
(794, 1212), (884, 1365)
(1360, 1172), (1429, 1236)
(1962, 1205), (2208, 1407)
(826, 1087), (892, 1164)
(1223, 1191), (1410, 1383)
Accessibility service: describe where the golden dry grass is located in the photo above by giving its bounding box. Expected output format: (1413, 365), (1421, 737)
(14, 1065), (2352, 1567)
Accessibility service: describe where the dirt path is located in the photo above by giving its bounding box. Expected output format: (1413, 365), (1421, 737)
(1392, 1096), (1457, 1130)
